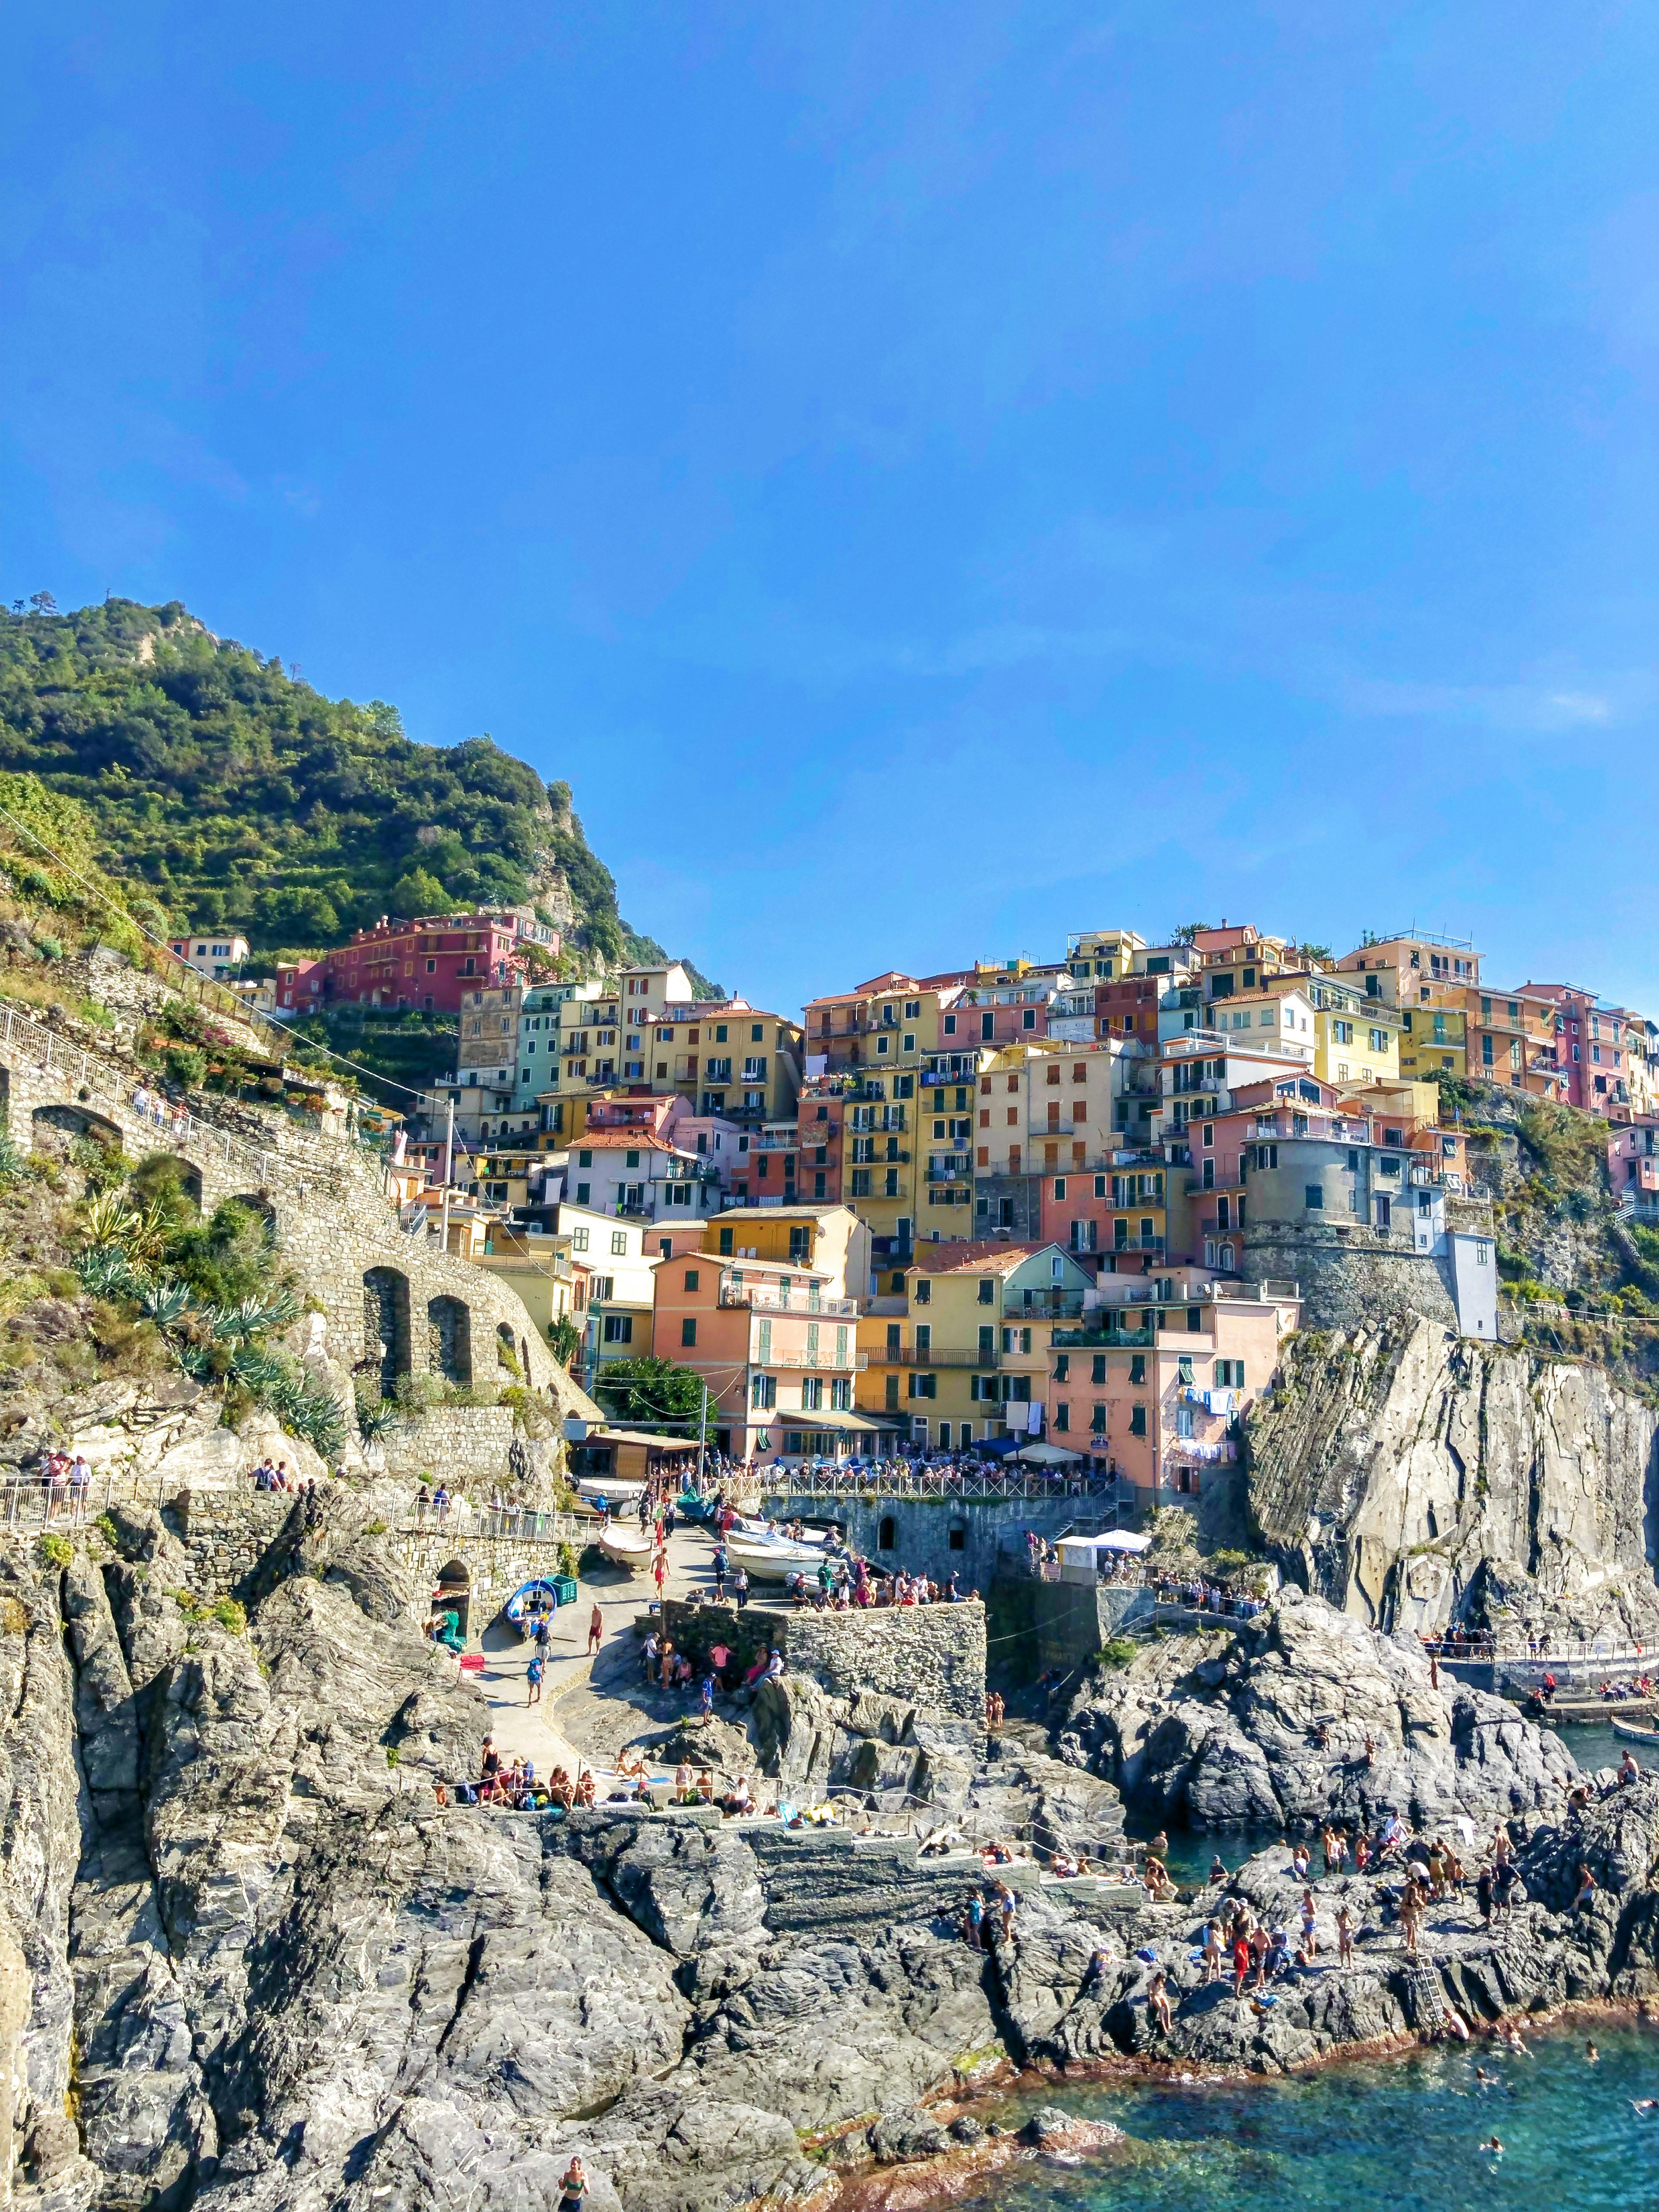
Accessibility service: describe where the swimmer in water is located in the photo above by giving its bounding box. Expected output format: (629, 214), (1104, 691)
(1632, 2098), (1659, 2115)
(1586, 2040), (1599, 2063)
(1481, 2136), (1503, 2155)
(1503, 2024), (1529, 2055)
(1475, 2065), (1493, 2085)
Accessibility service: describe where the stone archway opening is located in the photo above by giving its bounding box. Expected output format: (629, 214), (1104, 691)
(431, 1557), (471, 1644)
(226, 1191), (276, 1236)
(31, 1102), (124, 1166)
(428, 1295), (473, 1387)
(363, 1267), (412, 1395)
(495, 1320), (520, 1379)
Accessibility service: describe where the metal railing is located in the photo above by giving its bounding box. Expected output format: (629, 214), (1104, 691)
(0, 1002), (295, 1191)
(403, 1499), (585, 1542)
(718, 1287), (859, 1316)
(766, 1465), (1119, 1501)
(873, 1345), (1000, 1369)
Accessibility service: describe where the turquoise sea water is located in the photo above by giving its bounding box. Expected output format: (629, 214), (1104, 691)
(973, 2024), (1659, 2212)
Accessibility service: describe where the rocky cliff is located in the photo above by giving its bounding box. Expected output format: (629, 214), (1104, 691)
(1245, 1317), (1659, 1643)
(1059, 1587), (1575, 1831)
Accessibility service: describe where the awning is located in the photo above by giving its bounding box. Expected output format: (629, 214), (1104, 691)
(1011, 1440), (1083, 1465)
(969, 1434), (1024, 1457)
(776, 1409), (903, 1433)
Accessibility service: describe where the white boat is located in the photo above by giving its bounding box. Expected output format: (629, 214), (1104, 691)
(578, 1475), (648, 1507)
(1611, 1717), (1658, 1743)
(733, 1515), (835, 1547)
(598, 1526), (658, 1573)
(726, 1535), (829, 1580)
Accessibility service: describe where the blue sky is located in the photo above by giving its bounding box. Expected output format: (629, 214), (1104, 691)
(6, 3), (1658, 1014)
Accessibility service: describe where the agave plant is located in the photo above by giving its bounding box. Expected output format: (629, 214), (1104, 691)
(75, 1246), (143, 1300)
(355, 1392), (401, 1442)
(81, 1189), (140, 1251)
(210, 1291), (301, 1342)
(136, 1280), (193, 1331)
(225, 1342), (289, 1393)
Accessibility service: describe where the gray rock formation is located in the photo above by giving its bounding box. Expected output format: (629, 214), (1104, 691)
(8, 1481), (1658, 2212)
(1246, 1316), (1659, 1641)
(995, 1775), (1659, 2075)
(1061, 1587), (1575, 1831)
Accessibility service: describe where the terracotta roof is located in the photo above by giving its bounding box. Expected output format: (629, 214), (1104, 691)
(909, 1239), (1061, 1276)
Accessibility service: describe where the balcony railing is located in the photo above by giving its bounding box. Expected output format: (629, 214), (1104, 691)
(871, 1344), (1000, 1368)
(1111, 1232), (1165, 1252)
(719, 1287), (860, 1316)
(1050, 1320), (1157, 1348)
(751, 1133), (799, 1150)
(762, 1350), (868, 1371)
(925, 1161), (970, 1182)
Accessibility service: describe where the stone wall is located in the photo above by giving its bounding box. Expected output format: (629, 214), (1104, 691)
(136, 1490), (574, 1642)
(1243, 1219), (1457, 1332)
(759, 1488), (1097, 1592)
(0, 988), (601, 1487)
(661, 1595), (986, 1721)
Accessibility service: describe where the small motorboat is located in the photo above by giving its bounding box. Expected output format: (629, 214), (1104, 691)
(733, 1514), (833, 1547)
(504, 1578), (564, 1633)
(1611, 1717), (1659, 1743)
(598, 1524), (658, 1573)
(726, 1535), (828, 1580)
(577, 1474), (648, 1507)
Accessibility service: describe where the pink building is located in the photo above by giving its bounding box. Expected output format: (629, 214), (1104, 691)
(1046, 1284), (1298, 1512)
(275, 909), (549, 1018)
(1608, 1121), (1659, 1219)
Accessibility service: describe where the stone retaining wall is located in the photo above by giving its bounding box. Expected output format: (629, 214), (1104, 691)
(661, 1595), (986, 1720)
(759, 1490), (1095, 1591)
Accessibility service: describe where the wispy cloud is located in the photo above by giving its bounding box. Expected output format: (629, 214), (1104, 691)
(1339, 673), (1648, 732)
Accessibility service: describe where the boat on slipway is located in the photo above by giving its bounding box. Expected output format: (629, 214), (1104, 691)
(725, 1535), (830, 1580)
(577, 1475), (649, 1509)
(503, 1579), (565, 1633)
(597, 1525), (658, 1573)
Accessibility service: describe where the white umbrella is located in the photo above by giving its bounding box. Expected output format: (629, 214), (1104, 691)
(1011, 1440), (1084, 1465)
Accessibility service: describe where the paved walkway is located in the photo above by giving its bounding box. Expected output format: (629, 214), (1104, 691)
(468, 1516), (731, 1781)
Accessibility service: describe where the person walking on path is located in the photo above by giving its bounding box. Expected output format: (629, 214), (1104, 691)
(587, 1604), (603, 1656)
(712, 1542), (728, 1602)
(526, 1652), (544, 1705)
(653, 1548), (669, 1602)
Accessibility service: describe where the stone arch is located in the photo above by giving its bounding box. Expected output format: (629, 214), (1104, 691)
(427, 1295), (473, 1386)
(878, 1515), (896, 1551)
(32, 1102), (124, 1158)
(362, 1267), (411, 1394)
(226, 1191), (277, 1235)
(495, 1320), (519, 1377)
(432, 1556), (471, 1641)
(129, 1151), (200, 1212)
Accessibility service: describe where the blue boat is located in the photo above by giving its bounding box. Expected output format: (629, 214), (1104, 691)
(504, 1577), (565, 1633)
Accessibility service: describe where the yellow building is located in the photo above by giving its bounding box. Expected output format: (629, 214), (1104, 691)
(856, 1239), (1093, 1450)
(475, 1229), (581, 1350)
(802, 969), (979, 1265)
(1239, 973), (1402, 1088)
(700, 1202), (870, 1298)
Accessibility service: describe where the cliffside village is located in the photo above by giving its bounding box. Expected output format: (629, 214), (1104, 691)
(178, 912), (1659, 1518)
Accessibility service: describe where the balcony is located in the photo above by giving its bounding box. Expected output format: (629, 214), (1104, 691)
(1029, 1120), (1078, 1138)
(761, 1349), (868, 1372)
(1111, 1232), (1166, 1252)
(1012, 1290), (1087, 1317)
(925, 1161), (971, 1183)
(874, 1344), (1001, 1368)
(751, 1132), (799, 1151)
(719, 1286), (860, 1316)
(1051, 1320), (1157, 1348)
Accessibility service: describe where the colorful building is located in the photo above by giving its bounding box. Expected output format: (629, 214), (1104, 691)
(274, 908), (547, 1017)
(651, 1233), (884, 1463)
(856, 1240), (1093, 1451)
(1046, 1281), (1300, 1513)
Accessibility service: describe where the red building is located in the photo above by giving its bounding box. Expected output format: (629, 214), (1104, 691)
(275, 911), (550, 1018)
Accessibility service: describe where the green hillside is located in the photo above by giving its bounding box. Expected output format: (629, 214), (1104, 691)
(0, 596), (708, 982)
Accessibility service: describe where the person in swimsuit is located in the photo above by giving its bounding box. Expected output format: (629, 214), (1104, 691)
(559, 2155), (588, 2212)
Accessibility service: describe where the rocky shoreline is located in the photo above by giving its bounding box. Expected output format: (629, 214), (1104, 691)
(4, 1490), (1659, 2212)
